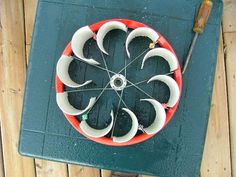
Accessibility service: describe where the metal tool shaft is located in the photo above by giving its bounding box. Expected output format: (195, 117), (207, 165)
(182, 33), (198, 74)
(182, 0), (213, 74)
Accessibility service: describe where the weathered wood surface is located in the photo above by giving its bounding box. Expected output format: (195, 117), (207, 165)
(200, 30), (231, 177)
(224, 33), (236, 177)
(0, 0), (235, 177)
(68, 165), (100, 177)
(223, 0), (236, 33)
(0, 0), (36, 177)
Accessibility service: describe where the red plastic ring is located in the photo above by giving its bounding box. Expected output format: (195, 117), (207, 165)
(55, 19), (182, 146)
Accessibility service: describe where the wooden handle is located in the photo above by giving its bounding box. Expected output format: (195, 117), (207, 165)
(193, 0), (213, 33)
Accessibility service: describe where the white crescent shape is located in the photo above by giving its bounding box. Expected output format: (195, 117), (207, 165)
(80, 110), (114, 138)
(125, 27), (159, 58)
(71, 26), (100, 65)
(113, 108), (139, 143)
(96, 21), (127, 55)
(141, 48), (178, 72)
(56, 55), (92, 88)
(148, 75), (180, 107)
(56, 92), (96, 116)
(140, 99), (166, 134)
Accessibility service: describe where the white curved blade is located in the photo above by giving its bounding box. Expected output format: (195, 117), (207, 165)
(80, 110), (114, 138)
(56, 92), (96, 116)
(148, 75), (180, 107)
(96, 21), (127, 55)
(113, 108), (139, 143)
(140, 99), (166, 135)
(141, 48), (178, 72)
(71, 26), (100, 65)
(56, 55), (92, 88)
(125, 27), (159, 58)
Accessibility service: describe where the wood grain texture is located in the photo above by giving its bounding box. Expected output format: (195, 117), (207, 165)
(101, 169), (112, 177)
(223, 0), (236, 32)
(224, 33), (236, 177)
(0, 0), (35, 177)
(68, 165), (100, 177)
(35, 160), (68, 177)
(0, 14), (5, 177)
(200, 30), (231, 177)
(24, 0), (38, 45)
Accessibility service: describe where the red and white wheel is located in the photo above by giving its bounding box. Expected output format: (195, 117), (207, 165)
(55, 19), (182, 146)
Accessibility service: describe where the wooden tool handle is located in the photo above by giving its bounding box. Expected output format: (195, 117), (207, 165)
(193, 0), (213, 33)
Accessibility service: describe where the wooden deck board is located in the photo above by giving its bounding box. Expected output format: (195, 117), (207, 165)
(0, 11), (5, 177)
(224, 33), (236, 177)
(35, 160), (68, 177)
(0, 0), (235, 177)
(0, 0), (36, 177)
(223, 0), (236, 33)
(68, 165), (100, 177)
(200, 29), (231, 177)
(101, 170), (112, 177)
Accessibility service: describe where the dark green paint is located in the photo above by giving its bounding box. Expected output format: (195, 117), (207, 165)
(19, 0), (223, 176)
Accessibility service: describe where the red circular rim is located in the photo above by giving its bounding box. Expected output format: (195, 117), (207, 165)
(55, 19), (182, 146)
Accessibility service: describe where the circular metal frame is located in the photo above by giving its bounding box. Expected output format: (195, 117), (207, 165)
(55, 19), (182, 146)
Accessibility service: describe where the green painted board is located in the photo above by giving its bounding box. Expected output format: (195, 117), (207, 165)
(19, 0), (223, 176)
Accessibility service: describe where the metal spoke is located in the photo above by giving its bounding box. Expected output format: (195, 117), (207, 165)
(65, 71), (173, 93)
(111, 45), (128, 137)
(117, 48), (149, 74)
(87, 82), (110, 114)
(111, 89), (124, 137)
(126, 79), (154, 99)
(124, 71), (174, 89)
(100, 51), (128, 108)
(73, 47), (149, 76)
(115, 92), (128, 108)
(65, 87), (113, 93)
(73, 56), (116, 75)
(138, 124), (145, 133)
(125, 79), (148, 88)
(100, 51), (112, 78)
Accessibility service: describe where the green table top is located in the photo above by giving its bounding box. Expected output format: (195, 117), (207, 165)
(19, 0), (222, 176)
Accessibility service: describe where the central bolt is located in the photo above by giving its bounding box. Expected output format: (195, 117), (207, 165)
(110, 74), (127, 91)
(114, 78), (123, 87)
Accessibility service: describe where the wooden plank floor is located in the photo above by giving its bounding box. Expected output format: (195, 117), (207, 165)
(0, 0), (235, 176)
